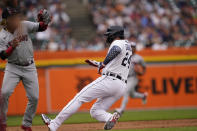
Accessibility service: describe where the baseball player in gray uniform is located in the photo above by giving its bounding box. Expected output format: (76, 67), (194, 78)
(115, 43), (147, 114)
(0, 7), (51, 131)
(41, 26), (133, 131)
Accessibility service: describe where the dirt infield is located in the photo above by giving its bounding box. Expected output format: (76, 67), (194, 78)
(7, 119), (197, 131)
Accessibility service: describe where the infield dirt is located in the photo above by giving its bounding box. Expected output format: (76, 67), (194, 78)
(7, 119), (197, 131)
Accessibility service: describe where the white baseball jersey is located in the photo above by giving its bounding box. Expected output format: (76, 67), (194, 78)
(102, 40), (133, 80)
(46, 40), (133, 131)
(116, 53), (146, 113)
(0, 21), (39, 64)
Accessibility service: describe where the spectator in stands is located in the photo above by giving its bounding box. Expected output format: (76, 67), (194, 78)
(52, 3), (70, 26)
(0, 0), (72, 51)
(88, 0), (197, 50)
(48, 38), (59, 51)
(0, 0), (196, 51)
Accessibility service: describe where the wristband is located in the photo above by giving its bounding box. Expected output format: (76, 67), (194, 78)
(5, 46), (14, 56)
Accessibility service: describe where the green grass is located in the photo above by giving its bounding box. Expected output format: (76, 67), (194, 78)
(98, 127), (197, 131)
(7, 108), (197, 126)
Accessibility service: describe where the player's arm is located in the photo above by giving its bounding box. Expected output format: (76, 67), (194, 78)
(0, 38), (19, 60)
(103, 45), (122, 65)
(136, 65), (146, 76)
(98, 45), (122, 74)
(85, 45), (122, 74)
(135, 58), (146, 76)
(23, 9), (51, 33)
(37, 9), (52, 32)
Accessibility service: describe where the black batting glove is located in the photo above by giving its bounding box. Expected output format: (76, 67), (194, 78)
(98, 62), (105, 74)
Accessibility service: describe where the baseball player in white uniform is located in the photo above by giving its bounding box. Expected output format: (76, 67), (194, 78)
(41, 26), (133, 131)
(115, 43), (147, 114)
(0, 7), (51, 131)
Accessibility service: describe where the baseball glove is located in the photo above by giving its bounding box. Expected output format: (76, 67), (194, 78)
(134, 63), (145, 75)
(37, 9), (52, 25)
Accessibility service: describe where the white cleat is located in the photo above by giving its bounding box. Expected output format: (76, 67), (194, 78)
(41, 114), (53, 131)
(142, 92), (148, 104)
(104, 112), (121, 130)
(114, 108), (124, 116)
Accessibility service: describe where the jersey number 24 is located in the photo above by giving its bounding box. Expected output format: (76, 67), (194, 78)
(121, 52), (131, 68)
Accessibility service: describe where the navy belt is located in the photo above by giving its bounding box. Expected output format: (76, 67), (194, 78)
(103, 72), (127, 84)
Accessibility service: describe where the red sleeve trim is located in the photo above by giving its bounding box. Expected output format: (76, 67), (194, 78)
(38, 22), (48, 31)
(5, 46), (14, 56)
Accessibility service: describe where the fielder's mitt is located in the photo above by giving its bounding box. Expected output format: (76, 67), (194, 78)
(37, 9), (52, 25)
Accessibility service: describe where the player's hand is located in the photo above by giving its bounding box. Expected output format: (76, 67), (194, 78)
(85, 59), (100, 67)
(37, 9), (52, 25)
(9, 37), (20, 48)
(134, 64), (145, 75)
(85, 59), (105, 74)
(98, 62), (105, 74)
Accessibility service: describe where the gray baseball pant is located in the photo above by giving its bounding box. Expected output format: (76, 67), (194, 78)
(0, 63), (39, 127)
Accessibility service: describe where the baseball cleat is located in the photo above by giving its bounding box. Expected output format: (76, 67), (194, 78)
(41, 114), (51, 125)
(142, 92), (148, 104)
(0, 124), (7, 131)
(41, 114), (53, 131)
(104, 112), (121, 130)
(21, 125), (32, 131)
(114, 108), (124, 116)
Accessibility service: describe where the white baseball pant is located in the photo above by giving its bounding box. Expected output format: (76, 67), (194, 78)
(48, 75), (126, 131)
(118, 76), (144, 112)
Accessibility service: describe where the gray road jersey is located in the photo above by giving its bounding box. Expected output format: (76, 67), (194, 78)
(128, 54), (146, 78)
(0, 21), (39, 64)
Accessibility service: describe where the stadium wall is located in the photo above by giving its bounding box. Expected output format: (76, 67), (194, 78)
(0, 47), (197, 115)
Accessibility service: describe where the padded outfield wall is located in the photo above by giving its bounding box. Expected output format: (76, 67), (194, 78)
(0, 47), (197, 115)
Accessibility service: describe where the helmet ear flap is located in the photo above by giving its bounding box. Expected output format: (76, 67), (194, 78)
(106, 31), (124, 44)
(106, 34), (116, 43)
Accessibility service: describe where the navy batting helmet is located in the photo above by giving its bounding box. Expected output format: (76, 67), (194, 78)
(2, 7), (20, 19)
(104, 26), (124, 43)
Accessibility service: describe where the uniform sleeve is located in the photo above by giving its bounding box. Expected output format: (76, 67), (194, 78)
(139, 56), (146, 68)
(0, 38), (9, 60)
(0, 38), (7, 52)
(110, 40), (124, 50)
(22, 21), (39, 33)
(103, 45), (121, 65)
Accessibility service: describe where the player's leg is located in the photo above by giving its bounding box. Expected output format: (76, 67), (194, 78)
(129, 77), (148, 104)
(115, 90), (130, 114)
(90, 96), (122, 122)
(0, 71), (20, 126)
(90, 79), (126, 130)
(129, 77), (142, 98)
(21, 67), (39, 128)
(115, 77), (134, 114)
(130, 89), (148, 104)
(130, 87), (145, 98)
(88, 77), (126, 122)
(44, 76), (109, 131)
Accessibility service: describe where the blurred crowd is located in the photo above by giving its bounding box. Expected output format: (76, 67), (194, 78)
(89, 0), (197, 50)
(24, 0), (73, 51)
(0, 0), (197, 51)
(0, 0), (73, 51)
